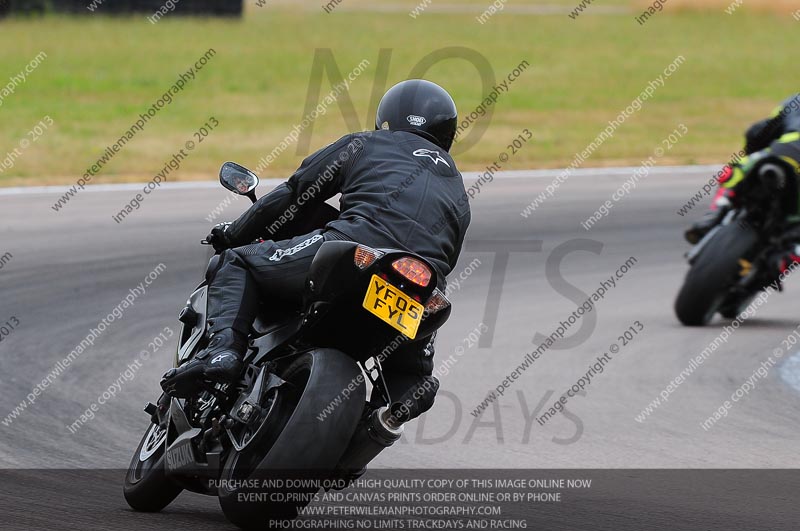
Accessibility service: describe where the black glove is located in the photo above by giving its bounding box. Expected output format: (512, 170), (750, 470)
(205, 222), (235, 252)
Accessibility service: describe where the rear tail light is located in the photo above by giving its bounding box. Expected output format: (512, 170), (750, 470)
(424, 288), (450, 314)
(354, 245), (383, 270)
(391, 257), (432, 287)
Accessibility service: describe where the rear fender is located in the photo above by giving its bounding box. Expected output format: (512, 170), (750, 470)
(303, 241), (451, 350)
(305, 241), (361, 305)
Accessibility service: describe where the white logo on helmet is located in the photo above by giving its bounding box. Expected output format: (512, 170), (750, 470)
(406, 115), (427, 126)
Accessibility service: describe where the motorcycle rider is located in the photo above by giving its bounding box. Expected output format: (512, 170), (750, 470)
(684, 93), (800, 279)
(161, 79), (471, 423)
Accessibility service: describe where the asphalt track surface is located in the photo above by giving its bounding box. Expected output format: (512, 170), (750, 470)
(1, 168), (799, 529)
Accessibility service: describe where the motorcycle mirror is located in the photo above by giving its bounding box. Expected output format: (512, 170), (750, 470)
(219, 161), (259, 203)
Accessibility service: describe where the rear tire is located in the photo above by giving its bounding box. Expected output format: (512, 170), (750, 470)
(675, 221), (760, 326)
(218, 349), (365, 529)
(123, 422), (183, 512)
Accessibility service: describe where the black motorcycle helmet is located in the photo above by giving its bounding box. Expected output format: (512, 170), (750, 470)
(375, 79), (458, 152)
(745, 93), (800, 154)
(779, 93), (800, 133)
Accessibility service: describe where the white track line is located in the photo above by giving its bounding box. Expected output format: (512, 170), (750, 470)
(780, 352), (800, 394)
(0, 165), (721, 196)
(338, 4), (630, 15)
(263, 1), (630, 15)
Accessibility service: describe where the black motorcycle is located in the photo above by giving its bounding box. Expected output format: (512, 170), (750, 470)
(675, 160), (795, 326)
(123, 162), (453, 528)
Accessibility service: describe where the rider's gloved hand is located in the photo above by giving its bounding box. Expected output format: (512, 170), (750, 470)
(206, 222), (235, 252)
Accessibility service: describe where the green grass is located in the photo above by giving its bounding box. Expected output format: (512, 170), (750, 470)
(0, 8), (795, 185)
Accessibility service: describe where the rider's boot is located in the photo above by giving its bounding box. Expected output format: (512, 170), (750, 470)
(160, 328), (247, 398)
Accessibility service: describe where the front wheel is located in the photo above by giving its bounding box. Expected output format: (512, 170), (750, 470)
(123, 422), (183, 512)
(218, 349), (366, 529)
(675, 221), (760, 326)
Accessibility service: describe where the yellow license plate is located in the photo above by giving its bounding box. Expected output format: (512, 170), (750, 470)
(362, 274), (424, 339)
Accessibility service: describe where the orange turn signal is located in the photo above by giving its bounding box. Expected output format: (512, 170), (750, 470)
(425, 288), (450, 313)
(354, 245), (382, 269)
